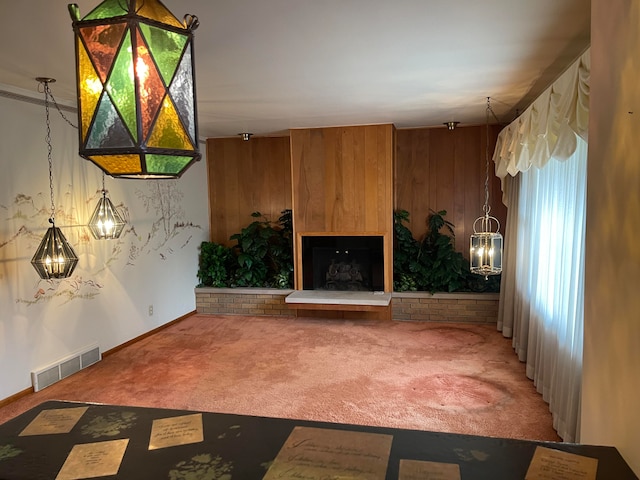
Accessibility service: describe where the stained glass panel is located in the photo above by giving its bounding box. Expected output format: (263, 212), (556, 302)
(169, 47), (195, 143)
(146, 97), (192, 150)
(73, 0), (199, 178)
(87, 94), (134, 148)
(83, 0), (128, 20)
(106, 29), (137, 141)
(80, 23), (126, 83)
(146, 155), (192, 175)
(135, 0), (184, 29)
(90, 154), (142, 174)
(139, 23), (187, 86)
(135, 28), (165, 140)
(78, 40), (102, 143)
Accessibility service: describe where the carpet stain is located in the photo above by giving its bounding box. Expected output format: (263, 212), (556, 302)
(420, 326), (487, 349)
(411, 374), (508, 410)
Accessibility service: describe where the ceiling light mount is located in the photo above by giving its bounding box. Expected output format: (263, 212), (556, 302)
(444, 121), (459, 130)
(239, 133), (253, 141)
(35, 77), (56, 85)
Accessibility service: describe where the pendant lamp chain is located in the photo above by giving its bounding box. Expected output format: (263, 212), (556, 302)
(483, 97), (491, 216)
(31, 78), (79, 279)
(44, 81), (56, 222)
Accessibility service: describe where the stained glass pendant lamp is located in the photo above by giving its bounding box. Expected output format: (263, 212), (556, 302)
(68, 0), (201, 178)
(470, 97), (503, 279)
(31, 78), (79, 279)
(88, 173), (126, 239)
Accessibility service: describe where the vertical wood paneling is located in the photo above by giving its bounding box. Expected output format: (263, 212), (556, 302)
(291, 125), (394, 234)
(433, 128), (455, 226)
(456, 126), (481, 254)
(207, 123), (505, 291)
(395, 125), (507, 260)
(291, 124), (395, 291)
(206, 136), (291, 246)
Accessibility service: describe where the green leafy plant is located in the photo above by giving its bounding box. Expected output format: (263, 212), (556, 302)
(463, 266), (502, 292)
(419, 209), (467, 292)
(395, 272), (418, 292)
(393, 209), (499, 293)
(229, 210), (293, 288)
(197, 241), (234, 287)
(197, 210), (293, 289)
(270, 209), (294, 288)
(393, 210), (423, 291)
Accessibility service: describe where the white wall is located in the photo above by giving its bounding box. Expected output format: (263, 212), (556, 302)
(0, 89), (209, 400)
(582, 0), (640, 474)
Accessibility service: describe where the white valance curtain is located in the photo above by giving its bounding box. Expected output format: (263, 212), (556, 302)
(492, 48), (590, 442)
(493, 48), (590, 183)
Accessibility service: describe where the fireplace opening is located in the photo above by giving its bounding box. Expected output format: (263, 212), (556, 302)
(301, 236), (384, 291)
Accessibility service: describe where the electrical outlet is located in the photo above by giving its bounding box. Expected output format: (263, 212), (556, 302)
(148, 305), (153, 316)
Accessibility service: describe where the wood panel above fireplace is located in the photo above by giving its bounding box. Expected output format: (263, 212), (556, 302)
(290, 125), (395, 292)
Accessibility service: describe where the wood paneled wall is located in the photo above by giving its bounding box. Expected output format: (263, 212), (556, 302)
(290, 125), (394, 233)
(395, 125), (507, 256)
(290, 125), (395, 291)
(205, 124), (507, 289)
(206, 136), (292, 246)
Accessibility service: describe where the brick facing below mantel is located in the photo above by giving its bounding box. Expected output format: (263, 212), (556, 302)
(195, 288), (499, 324)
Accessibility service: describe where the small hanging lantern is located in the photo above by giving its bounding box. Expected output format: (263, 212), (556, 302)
(68, 0), (201, 178)
(32, 221), (79, 279)
(31, 78), (79, 279)
(470, 97), (503, 279)
(470, 211), (503, 278)
(88, 173), (126, 239)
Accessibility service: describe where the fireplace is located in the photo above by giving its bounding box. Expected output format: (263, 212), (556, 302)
(301, 235), (384, 291)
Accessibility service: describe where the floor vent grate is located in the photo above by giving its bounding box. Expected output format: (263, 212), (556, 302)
(31, 344), (101, 392)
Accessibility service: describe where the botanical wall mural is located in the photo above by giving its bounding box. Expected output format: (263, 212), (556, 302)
(0, 93), (210, 401)
(128, 180), (201, 265)
(0, 179), (201, 306)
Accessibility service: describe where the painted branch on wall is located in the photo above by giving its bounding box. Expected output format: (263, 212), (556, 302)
(1, 180), (201, 306)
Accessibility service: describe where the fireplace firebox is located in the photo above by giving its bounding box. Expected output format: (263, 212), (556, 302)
(301, 236), (384, 291)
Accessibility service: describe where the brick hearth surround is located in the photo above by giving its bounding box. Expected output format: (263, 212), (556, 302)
(195, 288), (499, 324)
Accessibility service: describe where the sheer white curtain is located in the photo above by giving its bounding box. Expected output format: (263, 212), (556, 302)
(493, 49), (589, 442)
(500, 140), (587, 441)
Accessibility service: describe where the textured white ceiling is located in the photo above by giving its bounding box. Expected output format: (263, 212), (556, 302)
(0, 0), (590, 139)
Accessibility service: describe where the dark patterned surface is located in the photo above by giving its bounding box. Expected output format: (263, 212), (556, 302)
(0, 401), (637, 479)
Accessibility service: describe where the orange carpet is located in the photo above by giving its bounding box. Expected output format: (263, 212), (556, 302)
(0, 314), (560, 441)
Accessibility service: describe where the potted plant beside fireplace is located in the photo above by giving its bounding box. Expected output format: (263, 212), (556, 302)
(393, 209), (500, 293)
(197, 210), (293, 289)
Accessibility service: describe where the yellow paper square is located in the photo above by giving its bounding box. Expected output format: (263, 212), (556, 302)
(148, 413), (204, 450)
(20, 407), (89, 436)
(56, 438), (129, 480)
(264, 426), (393, 479)
(526, 446), (598, 480)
